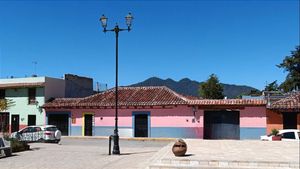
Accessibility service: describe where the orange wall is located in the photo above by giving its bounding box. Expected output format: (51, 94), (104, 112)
(267, 109), (300, 134)
(266, 109), (283, 134)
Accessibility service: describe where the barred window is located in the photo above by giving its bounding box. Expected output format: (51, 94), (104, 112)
(28, 88), (36, 104)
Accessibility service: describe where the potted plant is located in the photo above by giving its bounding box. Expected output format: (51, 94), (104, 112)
(271, 129), (281, 141)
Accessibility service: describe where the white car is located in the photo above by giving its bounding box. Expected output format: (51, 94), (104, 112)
(260, 129), (300, 141)
(11, 125), (61, 143)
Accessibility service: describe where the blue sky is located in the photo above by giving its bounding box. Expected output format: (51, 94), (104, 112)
(0, 0), (299, 90)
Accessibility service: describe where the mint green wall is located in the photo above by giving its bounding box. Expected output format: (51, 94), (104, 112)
(5, 87), (45, 126)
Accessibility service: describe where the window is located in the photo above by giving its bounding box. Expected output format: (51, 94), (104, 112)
(21, 127), (29, 133)
(282, 132), (295, 139)
(0, 89), (5, 99)
(34, 127), (42, 132)
(28, 115), (36, 126)
(28, 88), (36, 104)
(45, 127), (58, 131)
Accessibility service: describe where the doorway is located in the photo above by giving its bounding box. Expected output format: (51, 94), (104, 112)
(84, 114), (93, 136)
(283, 112), (297, 129)
(48, 114), (69, 135)
(134, 114), (148, 137)
(204, 111), (240, 139)
(11, 115), (19, 132)
(0, 112), (9, 133)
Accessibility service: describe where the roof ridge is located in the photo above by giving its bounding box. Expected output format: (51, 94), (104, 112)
(160, 86), (189, 102)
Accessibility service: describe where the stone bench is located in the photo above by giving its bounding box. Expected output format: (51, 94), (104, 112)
(0, 137), (12, 157)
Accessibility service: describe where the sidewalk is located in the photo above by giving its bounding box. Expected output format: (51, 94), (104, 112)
(147, 139), (300, 169)
(62, 136), (176, 141)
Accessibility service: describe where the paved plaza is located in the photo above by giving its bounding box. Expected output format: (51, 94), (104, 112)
(0, 138), (170, 169)
(148, 139), (300, 169)
(0, 138), (299, 169)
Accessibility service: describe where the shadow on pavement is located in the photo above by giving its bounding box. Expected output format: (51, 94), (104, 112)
(0, 154), (18, 159)
(120, 150), (158, 155)
(28, 147), (41, 151)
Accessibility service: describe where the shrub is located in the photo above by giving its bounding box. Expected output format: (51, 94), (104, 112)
(271, 129), (279, 136)
(3, 135), (30, 153)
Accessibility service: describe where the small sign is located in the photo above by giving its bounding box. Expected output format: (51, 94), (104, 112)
(72, 116), (76, 124)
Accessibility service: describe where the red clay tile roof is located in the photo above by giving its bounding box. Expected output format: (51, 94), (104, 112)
(44, 98), (82, 108)
(270, 92), (300, 111)
(188, 99), (266, 106)
(43, 86), (266, 109)
(0, 82), (45, 89)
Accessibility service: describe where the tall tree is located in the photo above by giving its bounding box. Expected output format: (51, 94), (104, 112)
(264, 80), (279, 91)
(277, 46), (300, 92)
(199, 74), (224, 99)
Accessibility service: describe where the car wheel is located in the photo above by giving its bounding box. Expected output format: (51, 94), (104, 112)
(55, 139), (60, 144)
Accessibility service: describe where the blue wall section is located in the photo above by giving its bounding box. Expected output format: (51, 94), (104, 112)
(94, 126), (131, 136)
(71, 126), (82, 136)
(240, 127), (266, 139)
(151, 127), (200, 138)
(70, 126), (132, 136)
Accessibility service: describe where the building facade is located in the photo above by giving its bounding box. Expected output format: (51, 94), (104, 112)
(267, 92), (300, 134)
(43, 86), (267, 139)
(0, 74), (94, 133)
(0, 77), (65, 133)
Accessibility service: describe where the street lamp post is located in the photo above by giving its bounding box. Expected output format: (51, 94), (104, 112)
(100, 13), (133, 155)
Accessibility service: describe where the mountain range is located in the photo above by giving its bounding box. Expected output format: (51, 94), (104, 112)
(129, 77), (258, 99)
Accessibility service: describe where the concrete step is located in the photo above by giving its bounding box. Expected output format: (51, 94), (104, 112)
(149, 164), (295, 169)
(149, 159), (299, 169)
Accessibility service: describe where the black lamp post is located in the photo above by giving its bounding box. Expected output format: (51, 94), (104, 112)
(100, 13), (133, 155)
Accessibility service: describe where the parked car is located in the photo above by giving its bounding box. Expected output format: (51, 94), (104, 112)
(11, 125), (61, 143)
(260, 129), (300, 141)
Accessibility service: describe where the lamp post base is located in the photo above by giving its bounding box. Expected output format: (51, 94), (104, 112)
(112, 134), (120, 155)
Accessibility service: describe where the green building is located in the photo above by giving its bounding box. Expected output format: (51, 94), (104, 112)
(0, 74), (93, 133)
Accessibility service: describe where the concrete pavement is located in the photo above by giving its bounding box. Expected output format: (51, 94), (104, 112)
(147, 139), (300, 169)
(0, 138), (170, 169)
(1, 137), (299, 169)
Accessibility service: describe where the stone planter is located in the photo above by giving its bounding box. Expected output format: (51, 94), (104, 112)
(172, 139), (187, 157)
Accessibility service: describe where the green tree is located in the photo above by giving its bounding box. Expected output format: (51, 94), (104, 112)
(264, 80), (279, 91)
(277, 46), (300, 92)
(199, 74), (224, 99)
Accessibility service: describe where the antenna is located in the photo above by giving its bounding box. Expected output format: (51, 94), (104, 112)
(96, 82), (100, 93)
(32, 61), (37, 76)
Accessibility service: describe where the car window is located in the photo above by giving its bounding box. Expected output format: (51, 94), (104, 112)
(28, 127), (35, 133)
(45, 127), (58, 131)
(21, 127), (29, 133)
(282, 132), (295, 139)
(34, 127), (42, 132)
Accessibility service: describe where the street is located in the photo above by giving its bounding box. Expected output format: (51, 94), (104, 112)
(0, 138), (170, 169)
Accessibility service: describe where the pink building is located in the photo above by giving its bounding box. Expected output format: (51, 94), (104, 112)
(43, 86), (266, 139)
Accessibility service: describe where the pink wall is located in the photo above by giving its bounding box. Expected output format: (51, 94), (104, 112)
(46, 106), (265, 128)
(240, 106), (266, 128)
(48, 105), (202, 128)
(150, 106), (203, 128)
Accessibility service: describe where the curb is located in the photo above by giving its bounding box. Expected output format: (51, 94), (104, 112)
(61, 136), (176, 141)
